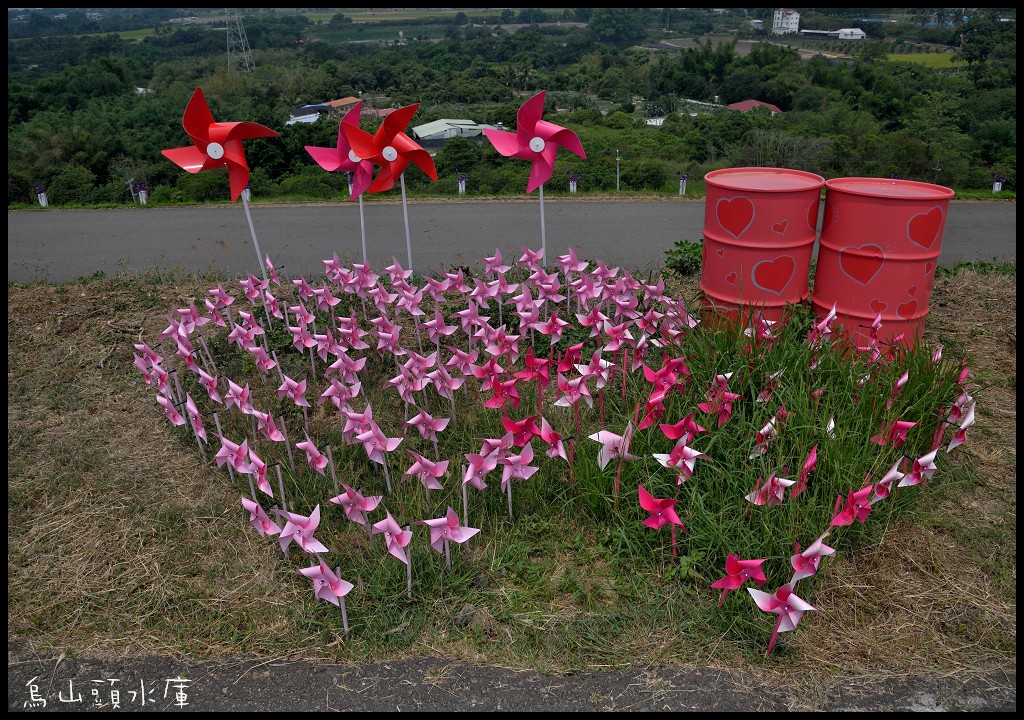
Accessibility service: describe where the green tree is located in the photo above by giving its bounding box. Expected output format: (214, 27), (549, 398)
(588, 8), (647, 46)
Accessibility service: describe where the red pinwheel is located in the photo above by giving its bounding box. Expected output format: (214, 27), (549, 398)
(483, 90), (586, 193)
(161, 87), (278, 202)
(343, 104), (437, 194)
(305, 102), (375, 198)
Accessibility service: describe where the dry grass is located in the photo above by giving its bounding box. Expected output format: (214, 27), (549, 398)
(6, 267), (1016, 678)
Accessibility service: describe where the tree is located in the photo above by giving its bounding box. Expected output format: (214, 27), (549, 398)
(588, 8), (647, 46)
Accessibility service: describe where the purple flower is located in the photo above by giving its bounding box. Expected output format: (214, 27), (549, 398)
(33, 182), (46, 194)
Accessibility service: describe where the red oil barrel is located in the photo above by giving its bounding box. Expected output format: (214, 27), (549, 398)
(700, 167), (825, 322)
(811, 178), (955, 348)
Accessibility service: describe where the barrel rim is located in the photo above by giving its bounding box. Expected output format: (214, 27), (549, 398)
(705, 167), (825, 193)
(824, 176), (955, 200)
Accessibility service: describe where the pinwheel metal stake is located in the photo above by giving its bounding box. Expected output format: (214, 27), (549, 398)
(305, 102), (375, 265)
(162, 87), (278, 285)
(484, 91), (586, 267)
(344, 104), (437, 274)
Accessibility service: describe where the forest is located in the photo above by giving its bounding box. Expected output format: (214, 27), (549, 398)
(7, 7), (1016, 206)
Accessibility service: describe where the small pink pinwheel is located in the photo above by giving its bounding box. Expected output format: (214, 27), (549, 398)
(886, 370), (910, 410)
(652, 440), (709, 485)
(745, 474), (795, 506)
(224, 379), (254, 414)
(215, 435), (251, 474)
(946, 402), (975, 453)
(696, 373), (742, 428)
(161, 87), (279, 202)
(372, 511), (413, 565)
(298, 559), (354, 608)
(463, 449), (499, 492)
(194, 367), (223, 404)
(638, 485), (686, 557)
(871, 459), (905, 503)
(589, 424), (639, 471)
(501, 441), (539, 490)
(790, 531), (835, 583)
(658, 414), (707, 444)
(792, 445), (817, 498)
(898, 449), (938, 488)
(240, 497), (281, 537)
(870, 419), (916, 448)
(404, 451), (449, 492)
(252, 410), (284, 443)
(748, 584), (816, 655)
(184, 394), (207, 442)
(831, 485), (874, 526)
(808, 303), (837, 345)
(156, 393), (185, 426)
(296, 434), (329, 476)
(305, 101), (375, 198)
(711, 554), (768, 607)
(502, 415), (542, 447)
(407, 409), (450, 445)
(344, 104), (437, 194)
(245, 447), (273, 497)
(277, 374), (310, 408)
(538, 417), (568, 462)
(483, 90), (586, 193)
(329, 482), (382, 527)
(356, 422), (402, 492)
(278, 505), (330, 554)
(416, 506), (479, 567)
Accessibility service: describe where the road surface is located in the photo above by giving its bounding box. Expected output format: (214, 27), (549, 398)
(7, 198), (1015, 283)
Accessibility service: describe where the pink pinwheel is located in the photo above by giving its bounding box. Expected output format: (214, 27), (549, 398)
(161, 87), (278, 202)
(870, 419), (916, 448)
(946, 402), (975, 453)
(193, 367), (222, 404)
(502, 415), (542, 447)
(652, 440), (709, 485)
(871, 459), (905, 503)
(405, 451), (448, 492)
(898, 449), (938, 488)
(748, 584), (816, 655)
(344, 104), (437, 194)
(831, 485), (874, 526)
(416, 507), (480, 567)
(697, 373), (742, 428)
(305, 101), (375, 198)
(658, 414), (707, 444)
(483, 90), (586, 193)
(156, 393), (185, 427)
(224, 379), (254, 414)
(460, 448), (496, 491)
(296, 434), (328, 476)
(298, 559), (354, 608)
(792, 445), (817, 498)
(277, 374), (310, 408)
(638, 485), (687, 557)
(808, 303), (837, 345)
(278, 505), (330, 554)
(538, 417), (568, 462)
(589, 423), (638, 471)
(790, 531), (835, 583)
(745, 474), (795, 506)
(500, 441), (539, 489)
(252, 410), (284, 443)
(711, 554), (768, 607)
(184, 394), (207, 442)
(240, 497), (281, 537)
(215, 435), (252, 474)
(370, 510), (411, 561)
(356, 422), (402, 492)
(329, 482), (382, 526)
(886, 370), (910, 410)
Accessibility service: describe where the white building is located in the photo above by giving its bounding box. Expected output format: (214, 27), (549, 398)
(835, 28), (867, 40)
(772, 8), (800, 34)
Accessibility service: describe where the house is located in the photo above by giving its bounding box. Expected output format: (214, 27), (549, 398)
(411, 119), (503, 141)
(750, 19), (765, 31)
(362, 108), (397, 119)
(772, 8), (799, 34)
(727, 99), (783, 116)
(834, 28), (867, 40)
(325, 96), (361, 113)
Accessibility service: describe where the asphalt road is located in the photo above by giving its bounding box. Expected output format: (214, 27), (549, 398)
(7, 198), (1016, 284)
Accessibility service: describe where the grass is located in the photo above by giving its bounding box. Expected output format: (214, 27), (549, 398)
(886, 53), (960, 68)
(7, 261), (1016, 683)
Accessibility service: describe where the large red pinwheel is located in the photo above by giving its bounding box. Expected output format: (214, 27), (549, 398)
(305, 102), (375, 199)
(162, 87), (278, 202)
(484, 90), (586, 193)
(343, 104), (437, 194)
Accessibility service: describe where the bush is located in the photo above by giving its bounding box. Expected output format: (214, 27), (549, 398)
(622, 161), (668, 191)
(665, 238), (703, 275)
(47, 165), (97, 205)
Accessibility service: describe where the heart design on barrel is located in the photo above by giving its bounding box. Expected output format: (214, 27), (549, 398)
(750, 256), (795, 296)
(897, 299), (919, 319)
(839, 244), (885, 286)
(907, 207), (944, 249)
(870, 299), (887, 314)
(716, 196), (755, 239)
(771, 220), (788, 235)
(725, 271), (737, 285)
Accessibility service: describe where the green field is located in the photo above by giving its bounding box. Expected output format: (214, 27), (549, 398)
(886, 52), (959, 68)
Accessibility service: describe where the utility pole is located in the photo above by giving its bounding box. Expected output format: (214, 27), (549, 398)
(616, 149), (620, 192)
(226, 9), (255, 73)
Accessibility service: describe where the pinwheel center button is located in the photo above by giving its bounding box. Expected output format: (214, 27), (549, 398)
(206, 142), (225, 160)
(348, 150), (361, 164)
(382, 146), (399, 162)
(529, 136), (546, 153)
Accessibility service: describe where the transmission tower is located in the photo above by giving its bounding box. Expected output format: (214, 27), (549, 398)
(226, 9), (255, 73)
